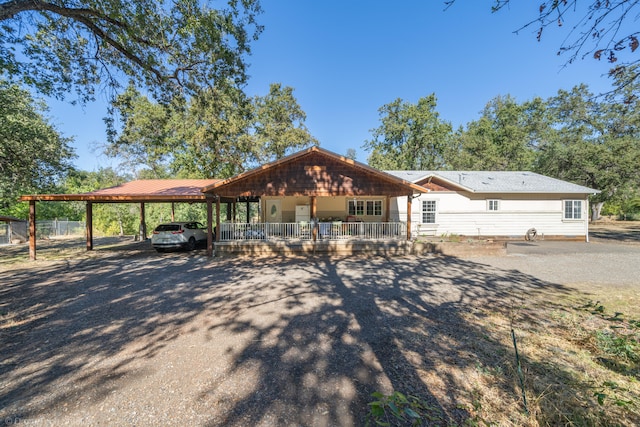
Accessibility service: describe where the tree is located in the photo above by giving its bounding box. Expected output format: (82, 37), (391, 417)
(0, 0), (262, 103)
(106, 83), (317, 178)
(365, 94), (454, 170)
(345, 148), (357, 160)
(535, 83), (640, 220)
(104, 86), (173, 176)
(172, 85), (256, 178)
(252, 83), (318, 162)
(0, 80), (75, 213)
(452, 95), (540, 170)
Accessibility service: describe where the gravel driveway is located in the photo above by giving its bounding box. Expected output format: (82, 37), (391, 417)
(1, 238), (638, 426)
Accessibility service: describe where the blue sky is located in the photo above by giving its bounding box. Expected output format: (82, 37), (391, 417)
(48, 1), (616, 171)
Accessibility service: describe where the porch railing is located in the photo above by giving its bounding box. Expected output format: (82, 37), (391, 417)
(217, 222), (407, 242)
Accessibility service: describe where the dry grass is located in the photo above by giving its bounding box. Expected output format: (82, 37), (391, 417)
(442, 293), (640, 426)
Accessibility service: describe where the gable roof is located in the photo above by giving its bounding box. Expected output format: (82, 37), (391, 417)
(386, 170), (600, 194)
(203, 146), (428, 197)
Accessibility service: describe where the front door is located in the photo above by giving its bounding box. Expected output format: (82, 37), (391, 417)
(266, 199), (282, 223)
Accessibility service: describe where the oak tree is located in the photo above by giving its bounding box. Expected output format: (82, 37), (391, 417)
(0, 0), (262, 102)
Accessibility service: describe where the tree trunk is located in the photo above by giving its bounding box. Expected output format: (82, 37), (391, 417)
(591, 202), (604, 222)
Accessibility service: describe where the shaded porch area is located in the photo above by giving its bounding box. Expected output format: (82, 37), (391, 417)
(203, 147), (428, 256)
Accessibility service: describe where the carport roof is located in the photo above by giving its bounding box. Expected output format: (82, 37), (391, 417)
(20, 179), (221, 203)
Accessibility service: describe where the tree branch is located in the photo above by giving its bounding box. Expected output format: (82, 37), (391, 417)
(1, 0), (169, 83)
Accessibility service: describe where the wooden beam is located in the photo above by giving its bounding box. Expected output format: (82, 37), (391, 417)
(216, 197), (221, 242)
(406, 195), (412, 241)
(310, 196), (317, 219)
(207, 197), (214, 257)
(171, 202), (175, 221)
(139, 203), (147, 240)
(29, 200), (36, 260)
(20, 194), (208, 202)
(385, 195), (391, 222)
(86, 202), (93, 250)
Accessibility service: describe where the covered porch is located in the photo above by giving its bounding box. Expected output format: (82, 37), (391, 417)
(203, 147), (427, 254)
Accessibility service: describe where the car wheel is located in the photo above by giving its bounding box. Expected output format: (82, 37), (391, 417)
(187, 237), (196, 251)
(155, 248), (165, 253)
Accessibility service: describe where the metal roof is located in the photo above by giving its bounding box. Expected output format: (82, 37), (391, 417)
(386, 170), (600, 194)
(20, 179), (221, 202)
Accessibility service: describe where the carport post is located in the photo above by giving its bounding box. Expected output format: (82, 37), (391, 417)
(139, 203), (147, 240)
(29, 200), (36, 260)
(86, 202), (93, 250)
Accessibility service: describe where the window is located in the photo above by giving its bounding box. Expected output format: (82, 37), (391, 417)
(366, 200), (383, 216)
(422, 200), (437, 223)
(488, 200), (499, 211)
(564, 200), (583, 220)
(348, 200), (364, 216)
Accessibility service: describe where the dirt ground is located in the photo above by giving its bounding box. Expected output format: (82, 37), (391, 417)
(0, 223), (638, 426)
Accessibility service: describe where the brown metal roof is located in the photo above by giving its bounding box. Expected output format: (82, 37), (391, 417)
(20, 179), (220, 203)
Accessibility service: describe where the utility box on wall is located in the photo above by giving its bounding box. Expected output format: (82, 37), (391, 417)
(295, 205), (310, 222)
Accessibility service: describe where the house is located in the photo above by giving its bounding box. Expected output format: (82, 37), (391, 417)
(386, 170), (599, 241)
(203, 147), (599, 244)
(20, 147), (599, 259)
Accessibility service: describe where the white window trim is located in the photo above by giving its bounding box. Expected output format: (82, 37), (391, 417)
(422, 200), (437, 224)
(365, 200), (383, 216)
(487, 199), (500, 211)
(348, 199), (365, 216)
(563, 199), (583, 221)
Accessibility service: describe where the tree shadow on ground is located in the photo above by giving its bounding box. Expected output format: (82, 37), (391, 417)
(1, 243), (575, 425)
(200, 255), (572, 426)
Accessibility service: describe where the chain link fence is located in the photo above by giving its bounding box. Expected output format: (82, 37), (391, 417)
(36, 220), (85, 239)
(0, 223), (8, 245)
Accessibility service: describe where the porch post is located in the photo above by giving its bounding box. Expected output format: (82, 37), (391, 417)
(86, 202), (93, 251)
(310, 196), (317, 219)
(207, 196), (214, 256)
(29, 200), (36, 260)
(406, 195), (412, 241)
(171, 202), (175, 222)
(246, 200), (250, 223)
(216, 197), (221, 242)
(310, 196), (318, 241)
(385, 195), (391, 221)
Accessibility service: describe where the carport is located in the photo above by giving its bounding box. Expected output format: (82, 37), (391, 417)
(20, 179), (223, 260)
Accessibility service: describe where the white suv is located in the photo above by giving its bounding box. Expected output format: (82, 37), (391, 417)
(151, 222), (207, 252)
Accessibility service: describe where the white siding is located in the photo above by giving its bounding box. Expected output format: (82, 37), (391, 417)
(391, 192), (590, 238)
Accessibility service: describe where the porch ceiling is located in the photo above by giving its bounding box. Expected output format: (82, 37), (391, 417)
(203, 147), (427, 198)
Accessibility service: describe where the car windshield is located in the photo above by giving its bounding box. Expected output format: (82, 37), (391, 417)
(155, 224), (180, 232)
